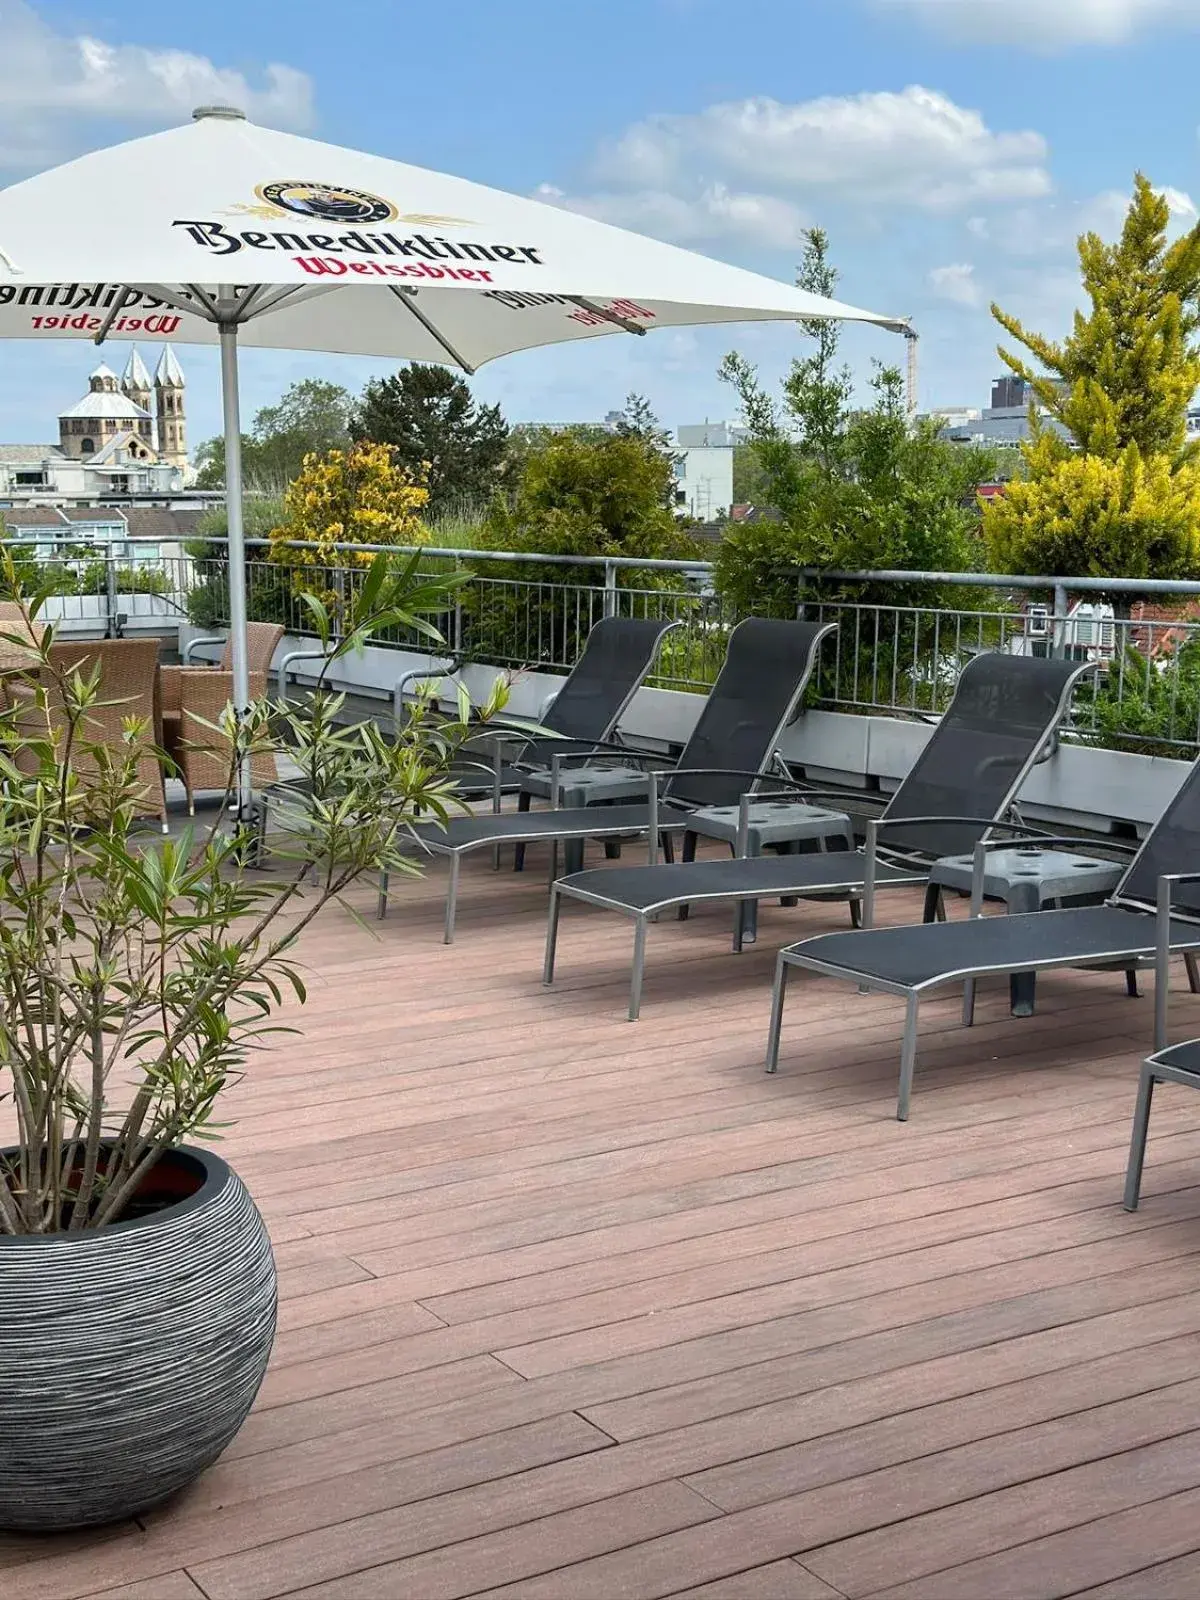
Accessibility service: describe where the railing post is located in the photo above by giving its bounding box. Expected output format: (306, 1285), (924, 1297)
(1051, 581), (1069, 659)
(453, 556), (464, 653)
(603, 560), (618, 619)
(104, 541), (119, 639)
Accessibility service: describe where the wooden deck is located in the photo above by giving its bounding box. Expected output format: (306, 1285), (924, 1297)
(10, 839), (1200, 1599)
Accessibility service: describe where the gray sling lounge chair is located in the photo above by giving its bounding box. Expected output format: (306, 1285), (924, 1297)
(427, 615), (679, 801)
(765, 751), (1200, 1120)
(386, 617), (837, 941)
(543, 653), (1094, 1019)
(257, 615), (675, 865)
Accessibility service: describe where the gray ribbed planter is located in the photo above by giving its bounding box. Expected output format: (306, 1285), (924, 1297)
(0, 1145), (277, 1531)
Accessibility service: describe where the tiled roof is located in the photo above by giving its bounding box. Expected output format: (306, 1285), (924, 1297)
(0, 443), (65, 464)
(123, 507), (204, 539)
(123, 347), (153, 390)
(59, 392), (151, 422)
(155, 345), (185, 386)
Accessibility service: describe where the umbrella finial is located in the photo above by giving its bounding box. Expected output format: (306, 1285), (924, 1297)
(192, 105), (246, 121)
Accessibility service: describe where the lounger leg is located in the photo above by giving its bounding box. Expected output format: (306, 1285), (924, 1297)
(443, 855), (461, 945)
(678, 831), (697, 921)
(564, 839), (585, 876)
(604, 840), (622, 859)
(513, 792), (531, 873)
(922, 883), (943, 924)
(781, 840), (800, 908)
(1187, 953), (1200, 994)
(1122, 1066), (1157, 1212)
(849, 895), (863, 929)
(765, 955), (790, 1074)
(1127, 969), (1141, 998)
(736, 836), (761, 950)
(377, 869), (389, 921)
(629, 917), (648, 1022)
(543, 886), (561, 985)
(961, 978), (977, 1028)
(1010, 972), (1036, 1018)
(897, 993), (920, 1122)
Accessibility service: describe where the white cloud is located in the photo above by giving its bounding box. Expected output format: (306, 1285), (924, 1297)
(1162, 185), (1198, 217)
(591, 88), (1050, 214)
(534, 180), (806, 249)
(876, 0), (1200, 49)
(543, 86), (1050, 250)
(0, 0), (313, 173)
(929, 262), (981, 306)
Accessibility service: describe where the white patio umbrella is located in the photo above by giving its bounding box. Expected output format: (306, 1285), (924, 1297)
(0, 106), (905, 813)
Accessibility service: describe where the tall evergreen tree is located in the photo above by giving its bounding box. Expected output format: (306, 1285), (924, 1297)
(351, 364), (509, 519)
(984, 174), (1200, 579)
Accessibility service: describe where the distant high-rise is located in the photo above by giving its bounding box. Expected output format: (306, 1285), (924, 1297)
(990, 376), (1033, 411)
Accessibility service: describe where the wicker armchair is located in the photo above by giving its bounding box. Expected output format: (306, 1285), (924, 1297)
(161, 623), (283, 813)
(164, 668), (277, 812)
(11, 638), (167, 827)
(0, 601), (46, 675)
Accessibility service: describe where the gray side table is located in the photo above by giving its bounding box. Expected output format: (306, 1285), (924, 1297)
(926, 847), (1127, 1016)
(681, 800), (855, 943)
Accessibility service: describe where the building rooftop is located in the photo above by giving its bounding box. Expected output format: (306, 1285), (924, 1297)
(59, 392), (152, 423)
(0, 443), (66, 464)
(123, 346), (153, 390)
(155, 344), (185, 386)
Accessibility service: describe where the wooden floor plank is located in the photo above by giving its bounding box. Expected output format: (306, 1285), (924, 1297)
(664, 1560), (846, 1599)
(9, 849), (1200, 1599)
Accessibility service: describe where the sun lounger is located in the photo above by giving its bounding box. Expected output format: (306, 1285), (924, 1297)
(386, 617), (838, 940)
(542, 653), (1095, 1018)
(766, 758), (1200, 1120)
(422, 615), (680, 801)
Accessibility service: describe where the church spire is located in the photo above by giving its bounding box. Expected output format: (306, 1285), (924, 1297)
(154, 345), (187, 469)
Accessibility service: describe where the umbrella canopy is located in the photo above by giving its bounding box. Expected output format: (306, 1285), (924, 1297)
(0, 107), (904, 368)
(0, 107), (904, 814)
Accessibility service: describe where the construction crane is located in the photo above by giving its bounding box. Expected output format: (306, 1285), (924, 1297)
(900, 321), (919, 419)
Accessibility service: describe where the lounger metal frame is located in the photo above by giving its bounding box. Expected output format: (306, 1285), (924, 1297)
(541, 655), (1095, 1018)
(392, 619), (839, 942)
(1123, 875), (1200, 1210)
(769, 843), (1200, 1121)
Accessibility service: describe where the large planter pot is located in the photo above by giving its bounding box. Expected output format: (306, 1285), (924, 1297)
(0, 1145), (276, 1531)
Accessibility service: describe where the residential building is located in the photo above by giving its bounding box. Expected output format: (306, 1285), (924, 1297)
(672, 425), (735, 520)
(937, 374), (1069, 449)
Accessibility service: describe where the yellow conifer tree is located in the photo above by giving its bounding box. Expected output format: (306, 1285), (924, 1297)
(984, 174), (1200, 579)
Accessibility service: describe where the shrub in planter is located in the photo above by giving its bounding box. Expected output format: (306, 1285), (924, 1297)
(0, 552), (501, 1530)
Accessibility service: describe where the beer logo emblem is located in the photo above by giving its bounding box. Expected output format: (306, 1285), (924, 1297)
(254, 182), (398, 225)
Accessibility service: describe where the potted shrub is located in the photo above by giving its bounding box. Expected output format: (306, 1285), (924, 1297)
(0, 552), (501, 1531)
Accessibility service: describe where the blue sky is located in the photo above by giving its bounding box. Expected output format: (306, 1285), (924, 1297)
(2, 0), (1200, 450)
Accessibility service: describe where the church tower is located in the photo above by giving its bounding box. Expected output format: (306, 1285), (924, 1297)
(154, 345), (188, 468)
(121, 347), (154, 444)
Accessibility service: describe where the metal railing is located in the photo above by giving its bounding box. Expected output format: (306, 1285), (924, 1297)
(7, 533), (1200, 753)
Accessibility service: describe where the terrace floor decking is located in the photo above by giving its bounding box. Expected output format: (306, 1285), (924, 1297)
(9, 840), (1200, 1599)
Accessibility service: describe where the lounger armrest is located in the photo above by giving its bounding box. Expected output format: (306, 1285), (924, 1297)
(869, 814), (1056, 840)
(1154, 873), (1200, 1050)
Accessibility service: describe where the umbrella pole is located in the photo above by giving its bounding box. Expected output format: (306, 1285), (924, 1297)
(218, 319), (253, 821)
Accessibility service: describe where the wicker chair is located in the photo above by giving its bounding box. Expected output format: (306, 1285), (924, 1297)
(11, 638), (167, 828)
(165, 668), (277, 813)
(0, 601), (46, 675)
(161, 623), (283, 813)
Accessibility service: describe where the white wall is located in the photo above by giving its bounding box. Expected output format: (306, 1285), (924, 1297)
(673, 444), (733, 520)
